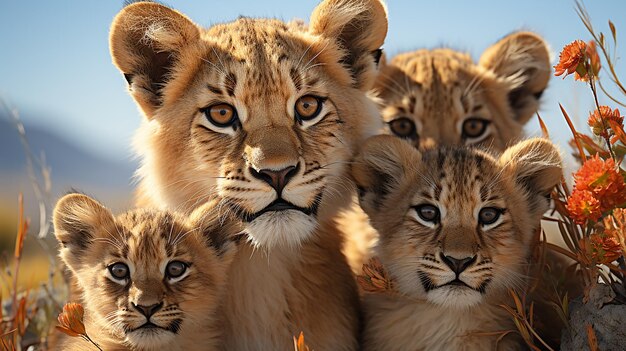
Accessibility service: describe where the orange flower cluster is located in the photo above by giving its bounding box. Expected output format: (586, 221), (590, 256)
(566, 155), (626, 224)
(567, 189), (602, 223)
(589, 232), (622, 264)
(588, 106), (624, 139)
(554, 40), (601, 81)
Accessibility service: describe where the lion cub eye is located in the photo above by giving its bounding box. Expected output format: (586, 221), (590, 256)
(388, 117), (417, 139)
(415, 204), (440, 223)
(295, 95), (323, 122)
(203, 103), (238, 128)
(108, 262), (130, 281)
(165, 261), (188, 280)
(478, 207), (503, 225)
(462, 118), (490, 140)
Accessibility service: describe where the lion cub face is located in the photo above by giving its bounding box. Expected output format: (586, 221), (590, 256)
(109, 0), (387, 248)
(54, 195), (240, 350)
(375, 32), (551, 151)
(352, 136), (562, 308)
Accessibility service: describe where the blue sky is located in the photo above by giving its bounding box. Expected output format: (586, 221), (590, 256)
(1, 0), (625, 164)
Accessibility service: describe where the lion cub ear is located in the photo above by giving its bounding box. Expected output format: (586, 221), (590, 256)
(310, 0), (388, 90)
(351, 135), (418, 213)
(479, 32), (551, 124)
(188, 200), (243, 261)
(53, 194), (115, 271)
(109, 2), (201, 118)
(499, 138), (563, 214)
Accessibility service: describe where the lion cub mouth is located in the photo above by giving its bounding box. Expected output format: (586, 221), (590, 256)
(129, 321), (175, 334)
(137, 322), (160, 329)
(441, 279), (470, 289)
(244, 195), (322, 222)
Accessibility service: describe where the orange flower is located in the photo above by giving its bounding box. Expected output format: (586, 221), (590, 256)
(554, 40), (587, 78)
(56, 303), (86, 337)
(589, 232), (622, 264)
(576, 40), (601, 81)
(588, 106), (624, 139)
(566, 189), (602, 224)
(572, 155), (626, 209)
(554, 40), (601, 81)
(357, 256), (394, 293)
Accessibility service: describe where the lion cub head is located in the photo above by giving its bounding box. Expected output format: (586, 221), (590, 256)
(53, 194), (240, 350)
(352, 136), (562, 308)
(375, 32), (550, 151)
(109, 0), (387, 248)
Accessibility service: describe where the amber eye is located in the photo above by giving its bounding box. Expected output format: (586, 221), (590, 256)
(415, 204), (440, 223)
(108, 262), (130, 280)
(478, 207), (503, 225)
(165, 261), (188, 279)
(295, 95), (323, 121)
(462, 118), (490, 139)
(388, 118), (417, 139)
(204, 103), (237, 127)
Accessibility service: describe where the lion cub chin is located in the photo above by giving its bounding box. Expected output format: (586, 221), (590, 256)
(352, 136), (562, 351)
(53, 194), (240, 351)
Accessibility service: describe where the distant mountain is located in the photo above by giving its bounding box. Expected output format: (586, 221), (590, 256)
(0, 116), (136, 189)
(0, 115), (137, 224)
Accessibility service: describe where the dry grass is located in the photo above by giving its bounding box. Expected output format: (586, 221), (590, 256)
(1, 99), (61, 350)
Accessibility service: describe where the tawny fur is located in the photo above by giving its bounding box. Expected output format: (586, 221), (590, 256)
(109, 1), (388, 349)
(341, 32), (552, 273)
(352, 136), (562, 351)
(53, 194), (239, 351)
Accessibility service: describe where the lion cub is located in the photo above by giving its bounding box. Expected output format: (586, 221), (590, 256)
(341, 31), (552, 273)
(53, 194), (240, 351)
(352, 136), (562, 351)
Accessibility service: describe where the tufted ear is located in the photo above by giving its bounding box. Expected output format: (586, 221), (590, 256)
(109, 2), (201, 118)
(479, 32), (551, 124)
(309, 0), (388, 90)
(351, 135), (418, 213)
(499, 138), (562, 214)
(188, 200), (243, 259)
(53, 194), (115, 271)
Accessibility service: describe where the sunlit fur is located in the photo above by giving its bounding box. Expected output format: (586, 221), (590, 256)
(352, 136), (562, 351)
(376, 31), (550, 149)
(53, 194), (239, 351)
(109, 1), (387, 349)
(341, 32), (552, 273)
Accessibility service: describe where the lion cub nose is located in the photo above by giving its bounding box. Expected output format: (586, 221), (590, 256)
(132, 302), (163, 318)
(250, 164), (299, 195)
(440, 253), (477, 275)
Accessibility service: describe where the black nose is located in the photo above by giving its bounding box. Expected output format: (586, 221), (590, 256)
(440, 253), (476, 275)
(132, 302), (163, 318)
(250, 164), (299, 195)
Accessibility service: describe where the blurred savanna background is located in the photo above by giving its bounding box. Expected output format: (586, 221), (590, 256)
(1, 0), (625, 348)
